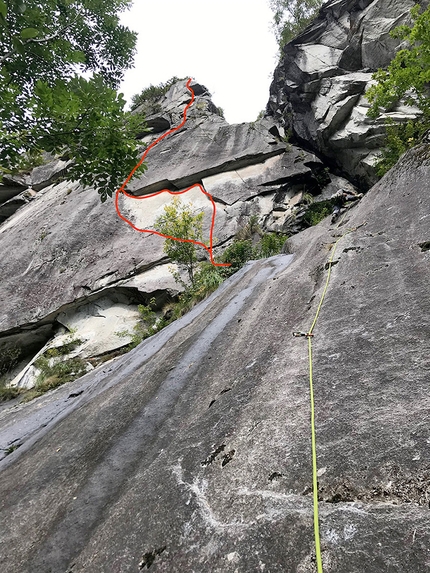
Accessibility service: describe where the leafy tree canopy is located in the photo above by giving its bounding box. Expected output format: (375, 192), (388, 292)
(366, 5), (430, 175)
(269, 0), (322, 49)
(0, 0), (147, 201)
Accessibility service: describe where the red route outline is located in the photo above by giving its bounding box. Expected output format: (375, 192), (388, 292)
(115, 78), (230, 268)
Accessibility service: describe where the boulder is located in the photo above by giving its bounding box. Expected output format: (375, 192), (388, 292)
(202, 147), (324, 206)
(0, 188), (37, 224)
(133, 80), (224, 137)
(0, 178), (29, 206)
(30, 157), (72, 191)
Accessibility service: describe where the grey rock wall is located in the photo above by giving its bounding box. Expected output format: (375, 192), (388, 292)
(0, 144), (429, 572)
(0, 79), (338, 377)
(1, 4), (430, 567)
(267, 0), (427, 187)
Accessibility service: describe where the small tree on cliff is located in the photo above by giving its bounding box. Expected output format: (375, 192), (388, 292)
(155, 197), (205, 287)
(366, 5), (430, 175)
(0, 0), (146, 202)
(269, 0), (323, 48)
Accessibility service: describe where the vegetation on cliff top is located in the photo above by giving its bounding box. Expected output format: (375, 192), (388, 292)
(130, 77), (186, 110)
(269, 0), (323, 49)
(0, 0), (146, 202)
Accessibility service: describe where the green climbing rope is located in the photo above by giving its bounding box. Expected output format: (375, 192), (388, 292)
(303, 219), (365, 572)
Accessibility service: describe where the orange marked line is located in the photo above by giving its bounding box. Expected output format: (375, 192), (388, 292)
(115, 78), (230, 267)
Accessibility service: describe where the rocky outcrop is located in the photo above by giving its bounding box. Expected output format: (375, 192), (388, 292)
(0, 156), (71, 223)
(1, 143), (429, 571)
(0, 187), (36, 225)
(0, 79), (342, 383)
(267, 0), (427, 187)
(0, 175), (30, 222)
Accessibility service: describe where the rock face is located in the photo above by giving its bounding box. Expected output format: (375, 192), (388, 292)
(0, 79), (337, 380)
(267, 0), (427, 187)
(0, 144), (429, 571)
(0, 157), (71, 223)
(1, 2), (430, 570)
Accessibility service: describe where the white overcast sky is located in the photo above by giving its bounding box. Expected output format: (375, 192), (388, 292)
(119, 0), (279, 124)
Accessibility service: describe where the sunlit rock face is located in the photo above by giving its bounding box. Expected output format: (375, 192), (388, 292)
(267, 0), (427, 187)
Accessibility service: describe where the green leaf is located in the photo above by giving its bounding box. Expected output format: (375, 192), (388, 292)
(70, 50), (86, 64)
(21, 28), (40, 39)
(11, 37), (25, 54)
(0, 0), (6, 19)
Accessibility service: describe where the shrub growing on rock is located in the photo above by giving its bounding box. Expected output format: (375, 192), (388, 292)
(154, 197), (205, 288)
(26, 355), (89, 401)
(0, 347), (21, 401)
(0, 383), (20, 402)
(302, 200), (332, 227)
(221, 217), (287, 277)
(130, 77), (186, 110)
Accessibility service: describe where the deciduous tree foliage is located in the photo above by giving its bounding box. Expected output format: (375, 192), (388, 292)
(269, 0), (322, 48)
(0, 0), (146, 201)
